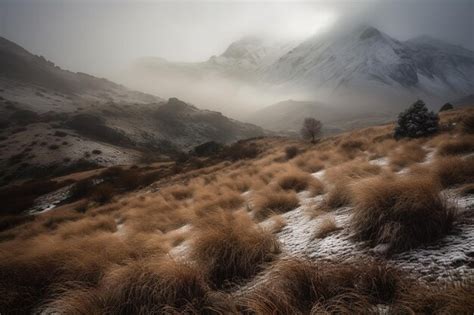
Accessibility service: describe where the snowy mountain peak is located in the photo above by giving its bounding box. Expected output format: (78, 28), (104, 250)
(266, 24), (474, 101)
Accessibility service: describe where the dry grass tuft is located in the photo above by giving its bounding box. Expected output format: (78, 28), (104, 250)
(292, 153), (325, 173)
(388, 141), (427, 170)
(432, 156), (474, 188)
(275, 169), (324, 195)
(190, 211), (280, 289)
(312, 214), (340, 239)
(350, 175), (455, 253)
(323, 160), (382, 209)
(437, 136), (474, 156)
(165, 185), (194, 200)
(41, 258), (211, 314)
(238, 258), (403, 314)
(252, 188), (300, 221)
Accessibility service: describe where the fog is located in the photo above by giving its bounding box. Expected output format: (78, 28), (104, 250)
(1, 0), (472, 117)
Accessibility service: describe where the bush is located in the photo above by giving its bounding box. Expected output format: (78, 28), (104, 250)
(53, 131), (68, 137)
(191, 211), (279, 288)
(193, 141), (224, 157)
(350, 175), (455, 253)
(285, 146), (299, 160)
(439, 102), (454, 112)
(92, 149), (102, 155)
(394, 100), (439, 139)
(222, 142), (259, 161)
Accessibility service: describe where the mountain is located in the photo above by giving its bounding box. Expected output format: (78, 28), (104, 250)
(265, 25), (474, 105)
(0, 36), (159, 104)
(0, 37), (265, 185)
(129, 25), (474, 118)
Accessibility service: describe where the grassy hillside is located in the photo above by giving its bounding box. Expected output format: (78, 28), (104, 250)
(0, 107), (473, 313)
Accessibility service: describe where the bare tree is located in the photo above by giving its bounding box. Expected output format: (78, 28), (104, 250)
(301, 118), (322, 143)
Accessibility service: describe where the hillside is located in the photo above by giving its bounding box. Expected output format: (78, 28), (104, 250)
(247, 99), (392, 135)
(1, 106), (473, 313)
(0, 37), (265, 185)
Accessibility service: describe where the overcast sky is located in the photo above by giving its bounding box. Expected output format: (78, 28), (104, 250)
(0, 0), (472, 77)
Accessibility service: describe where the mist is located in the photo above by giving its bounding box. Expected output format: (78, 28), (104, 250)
(1, 0), (472, 117)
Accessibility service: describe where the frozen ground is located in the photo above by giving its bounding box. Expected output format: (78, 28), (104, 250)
(274, 188), (474, 285)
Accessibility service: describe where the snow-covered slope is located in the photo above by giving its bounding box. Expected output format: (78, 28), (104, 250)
(266, 25), (474, 101)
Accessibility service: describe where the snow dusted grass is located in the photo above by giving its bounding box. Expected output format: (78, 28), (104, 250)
(350, 174), (456, 253)
(1, 108), (474, 313)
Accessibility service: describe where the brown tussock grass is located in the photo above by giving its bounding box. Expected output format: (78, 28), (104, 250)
(312, 214), (340, 239)
(388, 141), (427, 170)
(0, 232), (134, 313)
(263, 215), (287, 234)
(252, 188), (300, 221)
(41, 258), (212, 314)
(238, 258), (403, 314)
(350, 175), (455, 253)
(432, 156), (474, 188)
(190, 210), (280, 289)
(54, 215), (117, 239)
(292, 152), (325, 173)
(323, 160), (382, 209)
(275, 168), (324, 195)
(163, 184), (194, 201)
(437, 135), (474, 156)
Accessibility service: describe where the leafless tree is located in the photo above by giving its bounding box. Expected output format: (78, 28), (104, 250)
(301, 118), (322, 143)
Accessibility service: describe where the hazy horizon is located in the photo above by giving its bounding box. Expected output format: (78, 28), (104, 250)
(1, 0), (472, 79)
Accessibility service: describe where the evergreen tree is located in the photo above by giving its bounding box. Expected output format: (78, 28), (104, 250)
(394, 100), (439, 139)
(439, 102), (454, 112)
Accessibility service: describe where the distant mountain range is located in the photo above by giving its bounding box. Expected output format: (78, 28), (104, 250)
(0, 36), (264, 184)
(132, 25), (474, 114)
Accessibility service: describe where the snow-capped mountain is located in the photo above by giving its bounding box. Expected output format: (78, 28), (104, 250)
(265, 25), (474, 101)
(207, 36), (296, 75)
(126, 25), (474, 117)
(135, 36), (296, 81)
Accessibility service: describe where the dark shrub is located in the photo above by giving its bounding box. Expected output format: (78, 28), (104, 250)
(9, 109), (39, 124)
(193, 141), (224, 157)
(53, 131), (68, 137)
(69, 179), (95, 200)
(48, 144), (60, 150)
(92, 149), (102, 155)
(222, 141), (259, 161)
(90, 183), (115, 203)
(439, 103), (454, 112)
(285, 146), (299, 160)
(394, 100), (439, 139)
(0, 180), (60, 215)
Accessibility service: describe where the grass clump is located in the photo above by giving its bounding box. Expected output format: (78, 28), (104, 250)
(350, 175), (455, 253)
(253, 188), (300, 221)
(432, 156), (474, 188)
(312, 214), (340, 239)
(437, 136), (474, 156)
(191, 211), (280, 289)
(275, 169), (324, 194)
(239, 258), (403, 314)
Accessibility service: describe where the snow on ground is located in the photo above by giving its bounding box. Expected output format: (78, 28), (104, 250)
(369, 156), (389, 167)
(27, 184), (73, 215)
(274, 188), (474, 285)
